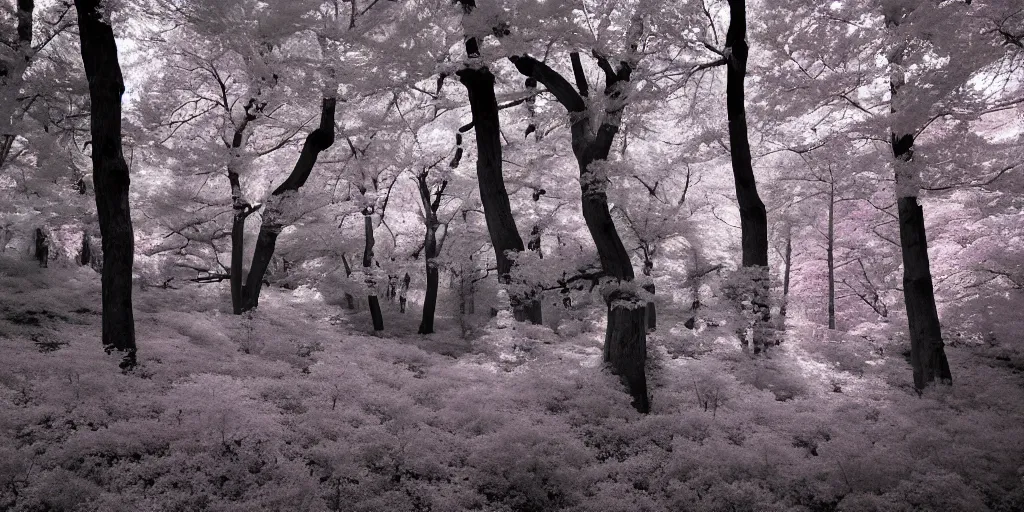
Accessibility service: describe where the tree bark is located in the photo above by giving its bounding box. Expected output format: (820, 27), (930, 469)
(240, 97), (336, 312)
(725, 0), (771, 351)
(780, 228), (792, 318)
(341, 253), (356, 310)
(418, 224), (439, 334)
(511, 53), (649, 413)
(80, 231), (92, 266)
(416, 171), (447, 334)
(827, 184), (836, 330)
(227, 102), (262, 314)
(455, 6), (542, 325)
(887, 20), (952, 390)
(75, 0), (136, 368)
(363, 212), (384, 332)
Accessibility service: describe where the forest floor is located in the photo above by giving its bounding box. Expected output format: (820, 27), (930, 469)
(1, 256), (1023, 512)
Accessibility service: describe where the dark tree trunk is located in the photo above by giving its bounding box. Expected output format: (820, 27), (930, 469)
(34, 228), (48, 268)
(455, 12), (541, 325)
(725, 0), (771, 350)
(418, 225), (439, 335)
(416, 171), (447, 334)
(240, 97), (336, 312)
(363, 212), (384, 332)
(76, 0), (136, 368)
(511, 53), (649, 413)
(0, 0), (33, 171)
(897, 193), (951, 388)
(230, 205), (246, 314)
(887, 23), (951, 389)
(893, 131), (951, 388)
(80, 232), (92, 266)
(827, 185), (836, 330)
(226, 105), (261, 315)
(780, 228), (792, 318)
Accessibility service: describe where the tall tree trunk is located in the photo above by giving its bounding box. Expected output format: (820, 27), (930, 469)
(827, 184), (836, 330)
(455, 2), (542, 325)
(75, 0), (135, 368)
(227, 104), (261, 315)
(887, 20), (952, 390)
(0, 0), (34, 171)
(780, 228), (792, 319)
(511, 51), (649, 413)
(418, 224), (439, 335)
(725, 0), (771, 351)
(240, 97), (336, 312)
(363, 212), (384, 332)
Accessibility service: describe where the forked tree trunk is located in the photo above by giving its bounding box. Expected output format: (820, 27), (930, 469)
(240, 97), (336, 312)
(399, 272), (409, 313)
(416, 171), (447, 334)
(642, 260), (656, 332)
(363, 212), (384, 332)
(887, 16), (952, 390)
(511, 51), (649, 413)
(725, 0), (771, 351)
(455, 1), (542, 325)
(75, 0), (136, 368)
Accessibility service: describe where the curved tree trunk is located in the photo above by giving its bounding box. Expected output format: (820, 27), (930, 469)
(725, 0), (771, 351)
(642, 262), (656, 332)
(75, 0), (136, 368)
(455, 1), (542, 325)
(240, 97), (336, 312)
(511, 50), (649, 413)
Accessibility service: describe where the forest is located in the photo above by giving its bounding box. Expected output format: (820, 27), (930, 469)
(1, 0), (1023, 510)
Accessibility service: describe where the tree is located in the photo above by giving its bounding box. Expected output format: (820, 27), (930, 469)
(453, 0), (542, 325)
(241, 95), (336, 311)
(719, 0), (771, 350)
(509, 11), (650, 412)
(883, 1), (959, 389)
(415, 159), (452, 334)
(75, 0), (136, 368)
